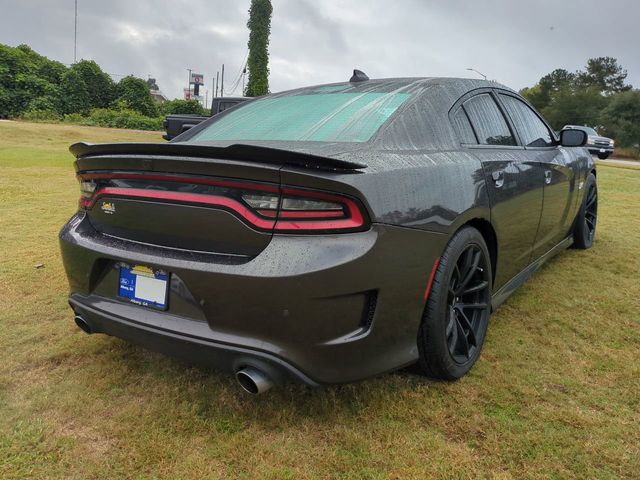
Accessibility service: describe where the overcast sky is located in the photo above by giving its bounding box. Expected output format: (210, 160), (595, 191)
(1, 0), (638, 104)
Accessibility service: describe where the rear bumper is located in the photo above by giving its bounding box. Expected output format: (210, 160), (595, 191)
(69, 295), (318, 385)
(60, 212), (446, 385)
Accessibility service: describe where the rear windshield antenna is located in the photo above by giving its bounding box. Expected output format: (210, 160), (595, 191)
(350, 69), (369, 82)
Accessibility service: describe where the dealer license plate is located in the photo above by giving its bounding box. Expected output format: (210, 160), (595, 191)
(118, 264), (169, 310)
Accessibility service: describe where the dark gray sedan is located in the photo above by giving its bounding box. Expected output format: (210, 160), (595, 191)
(60, 75), (597, 393)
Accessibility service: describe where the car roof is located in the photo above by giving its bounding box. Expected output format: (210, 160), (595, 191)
(279, 77), (512, 96)
(189, 77), (519, 157)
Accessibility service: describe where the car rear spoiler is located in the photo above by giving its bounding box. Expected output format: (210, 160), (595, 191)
(69, 142), (367, 172)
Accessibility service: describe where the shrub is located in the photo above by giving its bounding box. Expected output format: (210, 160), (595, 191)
(63, 112), (85, 124)
(20, 109), (60, 122)
(161, 99), (206, 116)
(86, 107), (162, 131)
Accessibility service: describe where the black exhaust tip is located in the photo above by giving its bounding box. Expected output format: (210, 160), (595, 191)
(74, 315), (92, 334)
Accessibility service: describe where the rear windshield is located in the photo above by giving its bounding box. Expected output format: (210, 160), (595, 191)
(191, 90), (410, 143)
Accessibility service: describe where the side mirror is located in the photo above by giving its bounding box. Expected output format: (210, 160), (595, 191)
(560, 129), (587, 147)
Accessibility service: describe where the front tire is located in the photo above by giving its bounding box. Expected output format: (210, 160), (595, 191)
(417, 227), (492, 380)
(572, 173), (597, 249)
(597, 153), (609, 160)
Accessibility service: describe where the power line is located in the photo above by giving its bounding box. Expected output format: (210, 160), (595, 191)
(223, 49), (249, 96)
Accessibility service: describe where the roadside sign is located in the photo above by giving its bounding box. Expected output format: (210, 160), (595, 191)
(190, 73), (204, 85)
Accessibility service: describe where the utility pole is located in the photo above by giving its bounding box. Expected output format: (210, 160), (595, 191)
(73, 0), (78, 63)
(221, 64), (225, 98)
(216, 71), (220, 97)
(242, 66), (247, 95)
(187, 68), (192, 99)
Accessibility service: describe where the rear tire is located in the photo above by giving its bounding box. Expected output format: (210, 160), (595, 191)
(417, 227), (492, 380)
(572, 173), (597, 249)
(597, 153), (609, 160)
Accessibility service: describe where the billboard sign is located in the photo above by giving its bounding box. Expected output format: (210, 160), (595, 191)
(190, 73), (204, 85)
(183, 88), (192, 100)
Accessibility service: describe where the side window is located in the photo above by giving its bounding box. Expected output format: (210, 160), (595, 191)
(451, 107), (477, 144)
(218, 102), (235, 112)
(499, 94), (554, 147)
(463, 94), (516, 146)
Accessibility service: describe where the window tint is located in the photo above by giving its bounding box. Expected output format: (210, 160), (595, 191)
(463, 94), (516, 146)
(500, 94), (554, 147)
(193, 91), (411, 143)
(451, 108), (477, 144)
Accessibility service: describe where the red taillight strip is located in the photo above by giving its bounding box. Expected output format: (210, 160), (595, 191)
(423, 257), (441, 300)
(84, 187), (275, 230)
(78, 172), (279, 193)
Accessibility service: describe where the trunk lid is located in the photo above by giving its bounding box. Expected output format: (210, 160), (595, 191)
(72, 142), (366, 257)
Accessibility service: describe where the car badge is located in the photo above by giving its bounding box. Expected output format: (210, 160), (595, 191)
(101, 201), (116, 214)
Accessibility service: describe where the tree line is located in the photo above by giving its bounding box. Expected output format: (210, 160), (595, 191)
(1, 43), (638, 150)
(520, 57), (639, 149)
(0, 43), (205, 130)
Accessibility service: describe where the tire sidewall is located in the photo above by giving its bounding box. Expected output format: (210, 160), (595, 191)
(574, 173), (597, 249)
(418, 227), (492, 379)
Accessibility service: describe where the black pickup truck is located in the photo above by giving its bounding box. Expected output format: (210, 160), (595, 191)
(163, 97), (248, 141)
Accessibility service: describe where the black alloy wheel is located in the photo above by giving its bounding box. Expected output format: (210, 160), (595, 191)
(445, 244), (491, 364)
(573, 173), (597, 249)
(417, 226), (492, 380)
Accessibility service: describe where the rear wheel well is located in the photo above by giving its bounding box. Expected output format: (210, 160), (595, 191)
(464, 218), (497, 285)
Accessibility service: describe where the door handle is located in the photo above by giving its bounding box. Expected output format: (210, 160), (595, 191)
(545, 170), (552, 185)
(492, 170), (504, 188)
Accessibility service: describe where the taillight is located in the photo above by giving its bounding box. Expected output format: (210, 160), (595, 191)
(77, 173), (368, 233)
(242, 188), (365, 232)
(79, 180), (97, 207)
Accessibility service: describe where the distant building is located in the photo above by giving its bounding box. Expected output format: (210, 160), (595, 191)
(147, 78), (168, 103)
(150, 89), (168, 103)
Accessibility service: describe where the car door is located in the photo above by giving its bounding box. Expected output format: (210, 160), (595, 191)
(496, 92), (578, 259)
(454, 92), (544, 290)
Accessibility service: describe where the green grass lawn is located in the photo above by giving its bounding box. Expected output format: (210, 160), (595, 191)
(1, 121), (639, 479)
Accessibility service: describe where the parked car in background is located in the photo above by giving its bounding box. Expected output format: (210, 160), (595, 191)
(163, 97), (248, 140)
(60, 75), (597, 394)
(563, 125), (614, 159)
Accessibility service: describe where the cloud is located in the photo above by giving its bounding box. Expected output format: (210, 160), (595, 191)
(0, 0), (637, 102)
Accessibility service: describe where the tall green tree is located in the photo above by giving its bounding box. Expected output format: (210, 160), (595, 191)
(601, 90), (640, 147)
(0, 43), (66, 116)
(521, 68), (575, 111)
(71, 60), (115, 108)
(115, 75), (158, 117)
(540, 86), (606, 130)
(576, 57), (631, 95)
(59, 68), (91, 114)
(245, 0), (272, 97)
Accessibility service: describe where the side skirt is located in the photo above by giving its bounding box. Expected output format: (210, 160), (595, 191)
(491, 236), (573, 311)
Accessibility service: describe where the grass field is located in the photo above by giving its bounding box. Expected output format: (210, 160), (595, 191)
(1, 121), (639, 479)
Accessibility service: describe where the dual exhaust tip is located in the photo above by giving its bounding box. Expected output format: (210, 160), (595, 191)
(73, 314), (274, 395)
